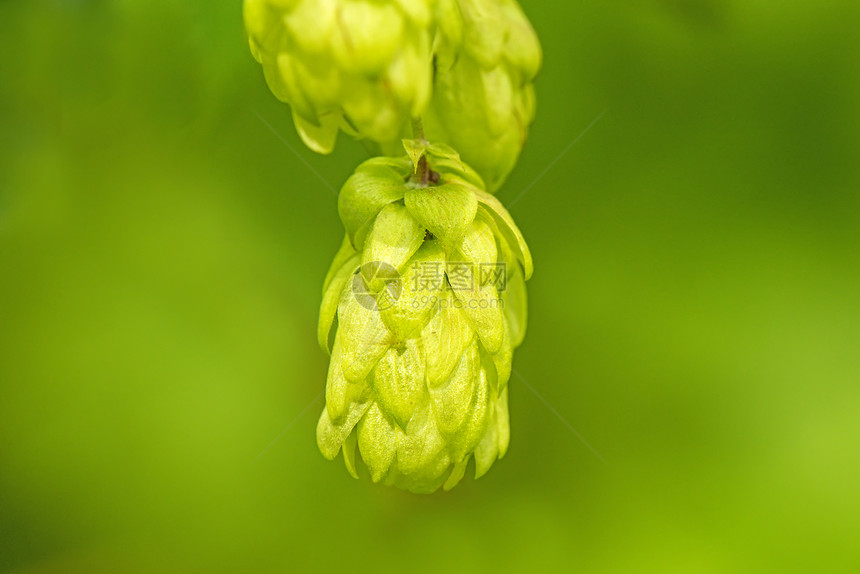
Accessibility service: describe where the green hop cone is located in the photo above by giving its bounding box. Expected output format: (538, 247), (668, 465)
(244, 0), (437, 153)
(423, 0), (542, 192)
(316, 144), (532, 492)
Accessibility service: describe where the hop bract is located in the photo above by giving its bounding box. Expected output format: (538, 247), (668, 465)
(244, 0), (437, 153)
(316, 145), (531, 492)
(423, 0), (542, 192)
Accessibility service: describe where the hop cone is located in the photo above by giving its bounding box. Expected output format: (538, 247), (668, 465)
(244, 0), (438, 153)
(316, 145), (532, 492)
(423, 0), (542, 192)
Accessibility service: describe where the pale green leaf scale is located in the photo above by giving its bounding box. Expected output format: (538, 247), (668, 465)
(432, 157), (486, 190)
(495, 387), (510, 458)
(442, 457), (469, 491)
(359, 155), (414, 174)
(330, 1), (405, 74)
(242, 0), (275, 54)
(321, 235), (358, 295)
(474, 189), (532, 279)
(275, 53), (320, 121)
(402, 138), (430, 173)
(292, 52), (343, 108)
(338, 167), (407, 250)
(432, 0), (464, 70)
(395, 450), (453, 494)
(429, 343), (478, 437)
(473, 410), (499, 478)
(490, 323), (512, 394)
(425, 142), (461, 162)
(404, 182), (478, 246)
(316, 397), (373, 460)
(325, 334), (371, 424)
(361, 203), (425, 276)
(448, 220), (503, 353)
(422, 288), (475, 387)
(502, 265), (527, 349)
(324, 334), (349, 422)
(396, 395), (449, 476)
(340, 76), (403, 143)
(293, 109), (340, 154)
(383, 454), (451, 494)
(448, 347), (491, 461)
(455, 218), (497, 265)
(458, 0), (506, 68)
(248, 37), (264, 64)
(387, 40), (425, 115)
(357, 403), (400, 482)
(284, 0), (337, 55)
(379, 240), (445, 340)
(449, 278), (503, 354)
(473, 352), (504, 477)
(480, 65), (514, 138)
(342, 431), (359, 478)
(337, 288), (392, 383)
(370, 340), (426, 429)
(500, 0), (542, 79)
(423, 55), (521, 191)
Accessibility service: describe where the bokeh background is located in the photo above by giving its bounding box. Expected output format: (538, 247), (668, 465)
(2, 0), (859, 572)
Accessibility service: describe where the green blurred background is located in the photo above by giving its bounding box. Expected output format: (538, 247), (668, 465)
(1, 0), (859, 572)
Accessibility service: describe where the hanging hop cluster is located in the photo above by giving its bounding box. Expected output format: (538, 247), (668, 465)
(243, 0), (540, 492)
(317, 145), (531, 492)
(244, 0), (541, 191)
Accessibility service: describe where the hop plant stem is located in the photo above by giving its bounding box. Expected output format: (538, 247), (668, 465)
(411, 117), (432, 187)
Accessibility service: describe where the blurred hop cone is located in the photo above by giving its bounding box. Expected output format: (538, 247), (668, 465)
(243, 0), (438, 153)
(244, 0), (542, 193)
(422, 0), (542, 192)
(316, 143), (532, 492)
